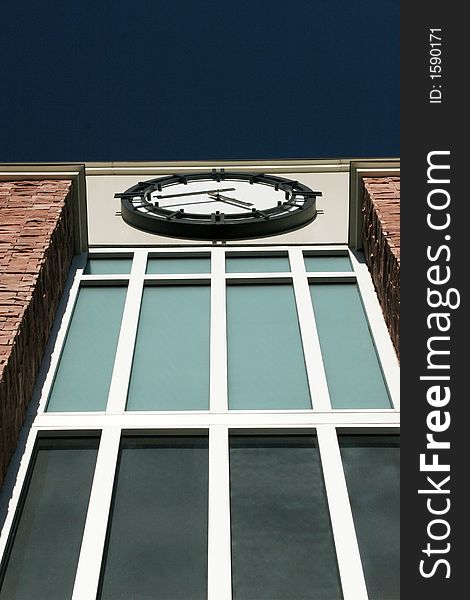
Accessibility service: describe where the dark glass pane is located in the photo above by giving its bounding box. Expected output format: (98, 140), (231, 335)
(99, 436), (209, 600)
(230, 435), (342, 600)
(339, 436), (400, 600)
(0, 437), (99, 600)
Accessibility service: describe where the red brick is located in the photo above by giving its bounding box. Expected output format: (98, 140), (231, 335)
(0, 179), (75, 485)
(362, 177), (400, 358)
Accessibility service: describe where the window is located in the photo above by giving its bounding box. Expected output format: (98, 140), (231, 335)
(147, 254), (211, 274)
(47, 286), (127, 412)
(339, 435), (400, 600)
(226, 253), (290, 273)
(310, 283), (391, 409)
(0, 246), (399, 600)
(127, 285), (210, 410)
(85, 257), (132, 274)
(230, 434), (342, 600)
(99, 436), (209, 600)
(227, 284), (311, 409)
(0, 437), (99, 600)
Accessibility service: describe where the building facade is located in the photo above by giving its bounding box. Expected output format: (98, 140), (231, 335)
(0, 159), (400, 600)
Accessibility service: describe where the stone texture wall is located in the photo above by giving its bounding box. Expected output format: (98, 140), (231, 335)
(0, 180), (75, 485)
(362, 177), (400, 358)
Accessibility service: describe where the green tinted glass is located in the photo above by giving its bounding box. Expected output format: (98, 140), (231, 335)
(309, 283), (390, 408)
(227, 284), (311, 409)
(85, 258), (132, 274)
(47, 286), (127, 411)
(146, 257), (210, 274)
(226, 256), (290, 273)
(304, 255), (352, 272)
(127, 286), (210, 410)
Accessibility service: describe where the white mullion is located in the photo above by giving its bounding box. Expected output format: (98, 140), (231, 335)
(207, 425), (232, 600)
(106, 249), (147, 413)
(210, 248), (228, 412)
(36, 253), (86, 413)
(71, 427), (121, 600)
(81, 275), (130, 282)
(33, 410), (400, 430)
(225, 272), (292, 281)
(305, 272), (356, 281)
(144, 274), (210, 282)
(316, 424), (368, 600)
(289, 248), (332, 411)
(349, 252), (400, 410)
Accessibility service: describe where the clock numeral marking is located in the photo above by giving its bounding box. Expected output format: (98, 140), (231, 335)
(211, 211), (225, 223)
(165, 209), (185, 220)
(251, 208), (270, 220)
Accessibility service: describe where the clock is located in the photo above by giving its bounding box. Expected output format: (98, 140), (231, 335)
(116, 171), (321, 240)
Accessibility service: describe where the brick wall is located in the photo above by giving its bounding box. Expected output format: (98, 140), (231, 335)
(0, 180), (75, 485)
(362, 177), (400, 358)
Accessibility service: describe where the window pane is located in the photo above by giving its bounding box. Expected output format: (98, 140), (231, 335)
(339, 436), (400, 600)
(227, 285), (311, 409)
(99, 436), (208, 600)
(146, 256), (210, 274)
(127, 286), (210, 410)
(230, 435), (342, 600)
(0, 437), (99, 600)
(85, 258), (132, 274)
(309, 283), (390, 408)
(47, 286), (127, 411)
(304, 255), (352, 272)
(226, 256), (290, 273)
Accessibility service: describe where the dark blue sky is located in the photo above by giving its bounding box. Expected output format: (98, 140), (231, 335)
(0, 1), (399, 162)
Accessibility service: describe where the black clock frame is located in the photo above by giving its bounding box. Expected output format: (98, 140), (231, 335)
(116, 171), (321, 240)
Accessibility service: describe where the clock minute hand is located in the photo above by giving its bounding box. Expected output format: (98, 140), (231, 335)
(208, 194), (253, 208)
(155, 187), (235, 200)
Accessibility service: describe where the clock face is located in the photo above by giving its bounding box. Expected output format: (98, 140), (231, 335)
(117, 171), (321, 240)
(150, 179), (286, 216)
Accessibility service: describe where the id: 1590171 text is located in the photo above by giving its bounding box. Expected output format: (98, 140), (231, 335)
(429, 28), (442, 104)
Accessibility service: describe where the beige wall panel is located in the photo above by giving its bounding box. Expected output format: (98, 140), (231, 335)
(86, 171), (349, 246)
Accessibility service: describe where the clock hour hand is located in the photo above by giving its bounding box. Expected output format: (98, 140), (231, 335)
(208, 193), (253, 208)
(159, 199), (219, 209)
(155, 187), (235, 200)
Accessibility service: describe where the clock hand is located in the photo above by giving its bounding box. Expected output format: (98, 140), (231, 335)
(155, 187), (235, 200)
(159, 199), (219, 208)
(208, 194), (253, 208)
